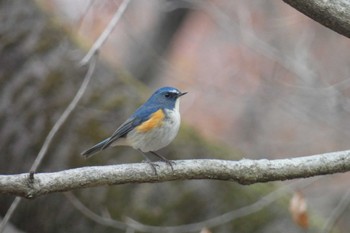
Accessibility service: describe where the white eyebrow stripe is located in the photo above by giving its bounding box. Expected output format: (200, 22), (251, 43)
(168, 89), (179, 93)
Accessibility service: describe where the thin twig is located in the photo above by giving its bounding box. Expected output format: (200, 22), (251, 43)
(0, 57), (96, 233)
(29, 0), (130, 175)
(0, 197), (21, 233)
(125, 178), (318, 233)
(29, 55), (97, 176)
(321, 187), (350, 233)
(77, 0), (95, 31)
(80, 0), (131, 66)
(1, 0), (130, 229)
(196, 1), (314, 82)
(64, 192), (127, 230)
(65, 178), (318, 233)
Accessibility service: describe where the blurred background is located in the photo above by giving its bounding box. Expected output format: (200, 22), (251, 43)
(1, 0), (350, 232)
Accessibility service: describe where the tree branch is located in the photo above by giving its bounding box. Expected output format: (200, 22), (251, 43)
(321, 187), (350, 233)
(79, 0), (131, 66)
(1, 150), (350, 199)
(0, 56), (97, 233)
(65, 178), (317, 233)
(283, 0), (350, 38)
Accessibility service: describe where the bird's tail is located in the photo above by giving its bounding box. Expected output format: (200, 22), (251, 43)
(81, 137), (110, 158)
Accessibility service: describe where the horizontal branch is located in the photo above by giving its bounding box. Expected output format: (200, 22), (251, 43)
(1, 150), (350, 199)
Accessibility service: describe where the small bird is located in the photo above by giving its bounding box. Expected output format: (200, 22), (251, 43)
(81, 86), (187, 173)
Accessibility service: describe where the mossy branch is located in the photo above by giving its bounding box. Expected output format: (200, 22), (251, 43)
(1, 149), (349, 199)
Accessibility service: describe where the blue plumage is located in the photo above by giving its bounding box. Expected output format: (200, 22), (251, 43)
(81, 87), (187, 162)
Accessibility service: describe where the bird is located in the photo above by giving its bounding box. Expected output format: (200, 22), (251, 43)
(81, 86), (187, 174)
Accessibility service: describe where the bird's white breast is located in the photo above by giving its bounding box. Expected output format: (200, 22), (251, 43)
(126, 99), (181, 152)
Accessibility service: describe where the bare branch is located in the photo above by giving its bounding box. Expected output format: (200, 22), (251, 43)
(0, 197), (21, 233)
(1, 1), (129, 231)
(66, 178), (317, 233)
(80, 0), (131, 66)
(0, 56), (96, 233)
(1, 150), (349, 199)
(30, 55), (97, 175)
(321, 187), (350, 233)
(283, 0), (350, 38)
(64, 192), (126, 230)
(125, 178), (318, 233)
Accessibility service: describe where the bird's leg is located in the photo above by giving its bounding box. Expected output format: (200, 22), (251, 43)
(149, 151), (174, 172)
(139, 150), (159, 175)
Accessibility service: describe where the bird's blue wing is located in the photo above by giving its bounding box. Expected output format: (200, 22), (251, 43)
(81, 117), (141, 158)
(81, 104), (163, 157)
(102, 105), (161, 149)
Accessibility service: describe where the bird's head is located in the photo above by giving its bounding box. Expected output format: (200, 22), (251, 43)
(147, 87), (187, 110)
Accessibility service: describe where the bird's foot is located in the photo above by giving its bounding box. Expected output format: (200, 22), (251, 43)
(141, 153), (160, 175)
(150, 151), (175, 172)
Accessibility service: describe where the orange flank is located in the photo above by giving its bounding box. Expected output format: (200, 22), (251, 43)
(136, 109), (165, 132)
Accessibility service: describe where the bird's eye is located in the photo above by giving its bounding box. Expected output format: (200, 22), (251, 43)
(165, 93), (171, 98)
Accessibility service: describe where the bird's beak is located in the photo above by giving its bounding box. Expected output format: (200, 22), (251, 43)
(178, 92), (187, 97)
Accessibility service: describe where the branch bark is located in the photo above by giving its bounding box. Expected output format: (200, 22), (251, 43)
(283, 0), (350, 38)
(1, 150), (350, 199)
